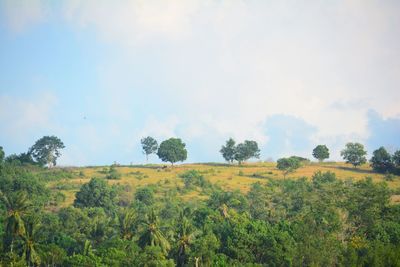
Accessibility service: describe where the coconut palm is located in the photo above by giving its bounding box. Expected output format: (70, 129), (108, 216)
(118, 208), (136, 240)
(176, 214), (198, 267)
(0, 191), (30, 252)
(21, 216), (41, 267)
(138, 210), (170, 255)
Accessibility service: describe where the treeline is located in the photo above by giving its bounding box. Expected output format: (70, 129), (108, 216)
(2, 135), (400, 176)
(0, 159), (399, 266)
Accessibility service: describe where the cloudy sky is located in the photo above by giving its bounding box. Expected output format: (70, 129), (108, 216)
(0, 0), (399, 166)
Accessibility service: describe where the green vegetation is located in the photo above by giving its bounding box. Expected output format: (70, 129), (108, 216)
(312, 144), (330, 162)
(341, 142), (367, 168)
(141, 136), (158, 162)
(1, 139), (400, 266)
(157, 138), (188, 166)
(29, 136), (65, 167)
(370, 146), (394, 173)
(277, 157), (302, 178)
(220, 138), (260, 164)
(220, 138), (236, 164)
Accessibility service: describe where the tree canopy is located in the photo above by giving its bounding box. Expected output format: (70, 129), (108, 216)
(220, 138), (236, 163)
(312, 145), (329, 162)
(276, 157), (301, 178)
(370, 147), (394, 173)
(73, 178), (117, 211)
(340, 142), (367, 168)
(28, 136), (65, 167)
(141, 136), (158, 162)
(234, 140), (260, 164)
(157, 138), (187, 165)
(0, 146), (4, 164)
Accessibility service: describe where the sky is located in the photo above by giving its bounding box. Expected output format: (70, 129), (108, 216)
(0, 0), (399, 166)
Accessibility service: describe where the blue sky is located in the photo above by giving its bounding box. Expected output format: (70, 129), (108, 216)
(0, 0), (399, 166)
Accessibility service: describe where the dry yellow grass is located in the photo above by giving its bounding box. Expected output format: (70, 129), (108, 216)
(48, 162), (400, 207)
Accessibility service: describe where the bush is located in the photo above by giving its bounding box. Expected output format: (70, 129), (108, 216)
(179, 170), (211, 190)
(74, 178), (117, 210)
(371, 147), (394, 174)
(106, 166), (121, 180)
(384, 173), (395, 181)
(134, 187), (155, 206)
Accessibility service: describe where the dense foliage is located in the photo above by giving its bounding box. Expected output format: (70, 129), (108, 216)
(341, 142), (367, 168)
(157, 138), (188, 165)
(220, 138), (261, 164)
(141, 136), (158, 162)
(29, 136), (65, 167)
(312, 145), (330, 162)
(1, 160), (399, 266)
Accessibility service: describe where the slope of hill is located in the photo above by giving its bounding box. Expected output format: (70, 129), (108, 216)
(46, 162), (400, 207)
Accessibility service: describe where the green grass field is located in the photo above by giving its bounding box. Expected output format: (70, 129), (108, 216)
(46, 162), (400, 208)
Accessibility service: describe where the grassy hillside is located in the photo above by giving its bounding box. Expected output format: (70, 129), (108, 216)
(46, 162), (400, 207)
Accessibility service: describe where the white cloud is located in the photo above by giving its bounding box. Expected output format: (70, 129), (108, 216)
(2, 1), (400, 162)
(138, 116), (180, 140)
(0, 0), (48, 32)
(59, 0), (400, 151)
(0, 91), (58, 139)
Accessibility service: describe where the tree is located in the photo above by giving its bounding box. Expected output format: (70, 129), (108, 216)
(340, 142), (367, 168)
(176, 214), (197, 267)
(139, 210), (171, 255)
(29, 136), (65, 167)
(141, 136), (158, 162)
(118, 209), (136, 240)
(135, 187), (155, 206)
(21, 216), (41, 267)
(0, 146), (4, 163)
(370, 147), (394, 173)
(0, 191), (30, 253)
(277, 157), (301, 178)
(73, 178), (116, 211)
(234, 140), (260, 165)
(393, 150), (400, 168)
(220, 138), (236, 163)
(312, 145), (330, 162)
(157, 138), (187, 166)
(5, 152), (36, 165)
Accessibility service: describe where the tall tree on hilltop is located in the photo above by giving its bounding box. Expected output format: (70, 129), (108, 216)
(340, 142), (367, 168)
(141, 136), (158, 162)
(157, 138), (187, 166)
(220, 138), (236, 164)
(312, 145), (330, 162)
(29, 136), (65, 167)
(234, 140), (260, 165)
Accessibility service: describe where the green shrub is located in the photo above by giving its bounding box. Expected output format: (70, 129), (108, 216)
(179, 170), (211, 190)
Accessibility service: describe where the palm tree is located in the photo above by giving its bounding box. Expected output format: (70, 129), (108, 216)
(21, 216), (41, 267)
(118, 208), (136, 240)
(176, 214), (197, 267)
(82, 239), (94, 257)
(138, 210), (170, 255)
(0, 191), (30, 253)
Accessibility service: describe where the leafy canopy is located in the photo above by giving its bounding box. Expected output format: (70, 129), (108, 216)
(141, 136), (158, 161)
(74, 178), (117, 211)
(234, 140), (260, 164)
(312, 145), (329, 162)
(370, 147), (394, 173)
(220, 138), (236, 163)
(277, 157), (301, 178)
(157, 138), (187, 165)
(29, 135), (65, 167)
(340, 142), (367, 167)
(0, 146), (4, 163)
